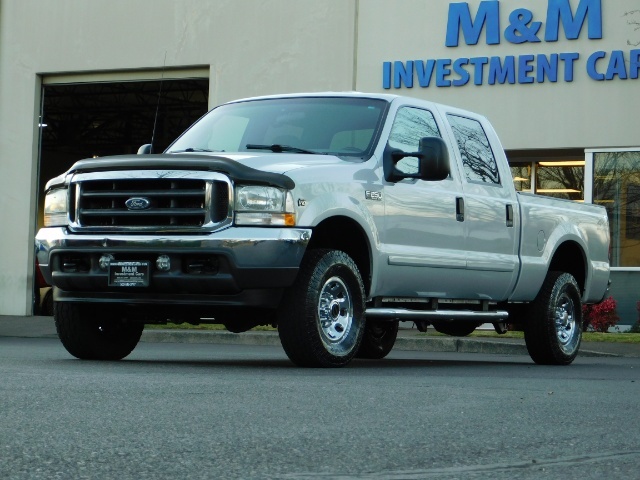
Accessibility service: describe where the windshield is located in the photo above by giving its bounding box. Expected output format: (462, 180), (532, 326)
(166, 96), (388, 159)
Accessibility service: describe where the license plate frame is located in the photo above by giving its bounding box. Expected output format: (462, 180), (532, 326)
(108, 261), (150, 288)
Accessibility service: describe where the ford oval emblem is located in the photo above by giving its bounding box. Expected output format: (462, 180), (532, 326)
(125, 197), (151, 210)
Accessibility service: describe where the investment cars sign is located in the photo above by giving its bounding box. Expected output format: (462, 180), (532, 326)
(383, 0), (640, 89)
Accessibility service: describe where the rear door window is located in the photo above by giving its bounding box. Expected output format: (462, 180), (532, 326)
(447, 114), (500, 185)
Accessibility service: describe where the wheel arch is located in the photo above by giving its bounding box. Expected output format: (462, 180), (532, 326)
(548, 240), (587, 294)
(307, 216), (373, 296)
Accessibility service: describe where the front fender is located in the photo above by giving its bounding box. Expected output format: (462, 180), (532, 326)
(296, 189), (383, 294)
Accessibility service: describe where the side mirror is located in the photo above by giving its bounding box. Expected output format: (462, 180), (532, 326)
(418, 137), (450, 181)
(383, 136), (450, 183)
(137, 144), (152, 155)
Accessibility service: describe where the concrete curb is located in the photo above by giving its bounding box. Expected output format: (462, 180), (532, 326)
(141, 330), (282, 347)
(140, 330), (620, 357)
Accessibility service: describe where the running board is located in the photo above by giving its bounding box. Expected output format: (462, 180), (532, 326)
(365, 308), (509, 322)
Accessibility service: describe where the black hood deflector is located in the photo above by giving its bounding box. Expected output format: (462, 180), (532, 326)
(52, 154), (295, 190)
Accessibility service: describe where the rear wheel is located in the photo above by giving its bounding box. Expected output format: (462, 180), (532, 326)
(524, 271), (582, 365)
(356, 320), (398, 359)
(54, 302), (143, 360)
(277, 249), (365, 367)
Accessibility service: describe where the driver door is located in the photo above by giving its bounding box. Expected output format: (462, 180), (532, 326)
(380, 106), (468, 298)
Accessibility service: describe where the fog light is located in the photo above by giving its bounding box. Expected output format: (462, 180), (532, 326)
(156, 255), (171, 271)
(99, 254), (115, 271)
(184, 256), (219, 275)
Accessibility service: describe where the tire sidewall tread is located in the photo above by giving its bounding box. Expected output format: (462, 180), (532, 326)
(278, 249), (365, 367)
(524, 271), (582, 365)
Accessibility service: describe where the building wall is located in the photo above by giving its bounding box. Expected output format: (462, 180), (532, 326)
(0, 0), (638, 315)
(0, 0), (357, 314)
(609, 271), (640, 330)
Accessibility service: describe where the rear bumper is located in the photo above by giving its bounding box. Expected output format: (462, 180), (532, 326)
(35, 226), (311, 308)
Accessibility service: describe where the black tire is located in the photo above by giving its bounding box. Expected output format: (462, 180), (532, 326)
(277, 249), (365, 367)
(54, 302), (143, 360)
(432, 322), (479, 337)
(356, 321), (398, 359)
(524, 271), (582, 365)
(41, 288), (54, 316)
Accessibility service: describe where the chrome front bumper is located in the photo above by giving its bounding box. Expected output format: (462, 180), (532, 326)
(35, 226), (311, 307)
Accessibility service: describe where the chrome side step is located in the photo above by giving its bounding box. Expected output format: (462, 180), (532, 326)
(365, 308), (509, 322)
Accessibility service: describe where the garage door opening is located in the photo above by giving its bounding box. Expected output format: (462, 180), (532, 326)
(39, 77), (209, 192)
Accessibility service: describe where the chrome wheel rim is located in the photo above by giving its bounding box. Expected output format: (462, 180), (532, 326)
(318, 276), (353, 344)
(555, 292), (579, 354)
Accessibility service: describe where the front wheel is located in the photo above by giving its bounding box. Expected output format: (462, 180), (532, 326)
(524, 272), (582, 365)
(54, 302), (143, 360)
(277, 249), (365, 367)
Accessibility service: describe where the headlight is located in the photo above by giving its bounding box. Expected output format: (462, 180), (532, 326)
(235, 186), (295, 226)
(43, 188), (69, 227)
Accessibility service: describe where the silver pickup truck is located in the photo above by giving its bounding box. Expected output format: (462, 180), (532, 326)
(35, 92), (610, 367)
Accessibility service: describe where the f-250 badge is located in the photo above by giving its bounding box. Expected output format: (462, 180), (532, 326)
(365, 190), (382, 201)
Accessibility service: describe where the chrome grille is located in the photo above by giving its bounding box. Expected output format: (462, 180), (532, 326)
(69, 171), (231, 232)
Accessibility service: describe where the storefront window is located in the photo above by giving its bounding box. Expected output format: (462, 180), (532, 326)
(593, 151), (640, 267)
(536, 161), (584, 201)
(509, 161), (584, 201)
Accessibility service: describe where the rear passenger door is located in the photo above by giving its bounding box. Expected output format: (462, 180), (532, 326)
(444, 113), (520, 301)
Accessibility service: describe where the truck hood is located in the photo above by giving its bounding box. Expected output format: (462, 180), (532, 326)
(196, 152), (355, 175)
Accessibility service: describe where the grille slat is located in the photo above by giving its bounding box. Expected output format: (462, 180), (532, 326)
(70, 171), (231, 232)
(79, 208), (207, 217)
(81, 190), (205, 198)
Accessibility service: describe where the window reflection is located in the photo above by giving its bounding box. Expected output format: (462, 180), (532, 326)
(388, 107), (440, 175)
(594, 151), (640, 267)
(510, 164), (531, 192)
(536, 162), (584, 201)
(447, 115), (500, 185)
(508, 161), (584, 201)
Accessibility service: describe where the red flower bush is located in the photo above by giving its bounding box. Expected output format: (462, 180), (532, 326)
(582, 296), (620, 333)
(630, 302), (640, 333)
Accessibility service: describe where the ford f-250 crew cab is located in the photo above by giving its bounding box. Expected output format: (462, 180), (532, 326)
(35, 92), (610, 367)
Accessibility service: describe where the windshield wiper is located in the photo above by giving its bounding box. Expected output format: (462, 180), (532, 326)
(246, 144), (320, 155)
(170, 147), (216, 153)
